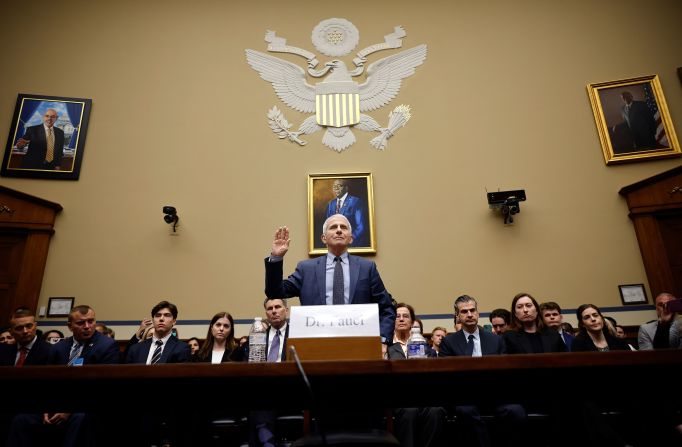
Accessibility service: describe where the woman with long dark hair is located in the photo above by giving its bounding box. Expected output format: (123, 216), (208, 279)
(195, 312), (243, 363)
(572, 304), (629, 352)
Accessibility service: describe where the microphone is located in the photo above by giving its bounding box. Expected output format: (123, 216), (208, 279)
(289, 346), (327, 445)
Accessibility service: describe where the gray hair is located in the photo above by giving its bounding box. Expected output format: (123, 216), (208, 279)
(263, 297), (288, 309)
(322, 214), (352, 234)
(454, 295), (478, 313)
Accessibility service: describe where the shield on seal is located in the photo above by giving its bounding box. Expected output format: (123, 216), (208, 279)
(315, 81), (360, 127)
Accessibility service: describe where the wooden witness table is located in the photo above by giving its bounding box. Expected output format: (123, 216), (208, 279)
(2, 350), (680, 413)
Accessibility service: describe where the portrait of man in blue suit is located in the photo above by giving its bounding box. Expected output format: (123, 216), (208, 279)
(324, 179), (368, 247)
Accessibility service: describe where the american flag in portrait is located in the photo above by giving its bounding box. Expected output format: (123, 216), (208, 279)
(643, 84), (668, 147)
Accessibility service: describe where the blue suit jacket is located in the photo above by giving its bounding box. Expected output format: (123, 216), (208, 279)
(49, 331), (119, 365)
(125, 335), (191, 364)
(439, 328), (506, 357)
(0, 338), (53, 366)
(325, 195), (366, 245)
(265, 256), (395, 341)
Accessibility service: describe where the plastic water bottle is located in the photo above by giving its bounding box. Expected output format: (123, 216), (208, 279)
(248, 317), (267, 362)
(406, 327), (428, 359)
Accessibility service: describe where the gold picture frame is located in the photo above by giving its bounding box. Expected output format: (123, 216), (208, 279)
(587, 75), (680, 165)
(308, 172), (376, 255)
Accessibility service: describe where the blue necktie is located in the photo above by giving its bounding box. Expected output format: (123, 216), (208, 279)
(267, 329), (281, 362)
(333, 257), (344, 305)
(464, 334), (474, 357)
(67, 342), (83, 366)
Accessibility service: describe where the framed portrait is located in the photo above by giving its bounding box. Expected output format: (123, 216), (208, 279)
(308, 172), (376, 255)
(618, 284), (648, 306)
(47, 297), (74, 317)
(1, 93), (92, 180)
(586, 75), (680, 165)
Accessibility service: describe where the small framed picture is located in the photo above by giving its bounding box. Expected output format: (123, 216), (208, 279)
(308, 172), (376, 255)
(1, 93), (92, 180)
(586, 75), (680, 165)
(47, 297), (75, 317)
(618, 284), (648, 305)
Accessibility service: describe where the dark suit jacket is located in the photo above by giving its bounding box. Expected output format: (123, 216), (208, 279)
(502, 329), (566, 354)
(49, 331), (119, 365)
(439, 328), (506, 357)
(571, 333), (630, 352)
(265, 256), (395, 341)
(0, 338), (53, 366)
(621, 100), (658, 149)
(125, 335), (190, 364)
(560, 331), (575, 351)
(20, 124), (65, 169)
(325, 194), (366, 245)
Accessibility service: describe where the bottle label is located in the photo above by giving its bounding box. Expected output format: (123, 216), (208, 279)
(407, 343), (426, 358)
(249, 333), (266, 344)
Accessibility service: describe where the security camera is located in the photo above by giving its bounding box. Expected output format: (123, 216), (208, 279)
(162, 206), (179, 231)
(487, 190), (526, 225)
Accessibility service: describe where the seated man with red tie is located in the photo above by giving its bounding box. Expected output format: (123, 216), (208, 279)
(0, 308), (52, 367)
(440, 295), (526, 447)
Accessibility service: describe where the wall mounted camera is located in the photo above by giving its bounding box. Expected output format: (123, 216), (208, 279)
(487, 190), (526, 225)
(162, 206), (179, 232)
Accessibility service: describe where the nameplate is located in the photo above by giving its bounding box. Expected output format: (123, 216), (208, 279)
(288, 304), (380, 338)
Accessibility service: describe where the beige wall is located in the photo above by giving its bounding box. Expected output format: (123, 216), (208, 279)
(1, 0), (680, 337)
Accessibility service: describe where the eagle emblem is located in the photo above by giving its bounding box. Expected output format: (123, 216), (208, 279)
(246, 18), (427, 152)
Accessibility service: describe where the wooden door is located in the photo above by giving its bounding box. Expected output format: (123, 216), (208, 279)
(657, 212), (682, 298)
(0, 186), (62, 324)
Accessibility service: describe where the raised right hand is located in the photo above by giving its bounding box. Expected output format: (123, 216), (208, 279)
(271, 226), (290, 257)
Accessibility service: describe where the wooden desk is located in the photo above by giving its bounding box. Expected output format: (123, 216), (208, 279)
(3, 350), (680, 413)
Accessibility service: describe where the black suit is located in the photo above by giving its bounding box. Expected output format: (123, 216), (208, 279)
(440, 328), (526, 447)
(125, 335), (190, 364)
(440, 328), (506, 356)
(502, 328), (567, 354)
(19, 124), (65, 170)
(0, 338), (52, 366)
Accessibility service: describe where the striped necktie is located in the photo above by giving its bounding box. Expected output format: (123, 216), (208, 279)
(68, 342), (83, 366)
(151, 340), (163, 364)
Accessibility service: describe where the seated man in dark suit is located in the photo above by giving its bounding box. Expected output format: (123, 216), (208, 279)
(126, 301), (190, 364)
(0, 308), (52, 367)
(440, 295), (526, 447)
(539, 301), (574, 351)
(126, 301), (190, 446)
(7, 305), (119, 447)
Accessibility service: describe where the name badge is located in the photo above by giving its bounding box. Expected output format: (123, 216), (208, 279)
(289, 303), (380, 338)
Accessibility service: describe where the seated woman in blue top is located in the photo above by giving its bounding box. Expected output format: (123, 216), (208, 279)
(572, 304), (630, 352)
